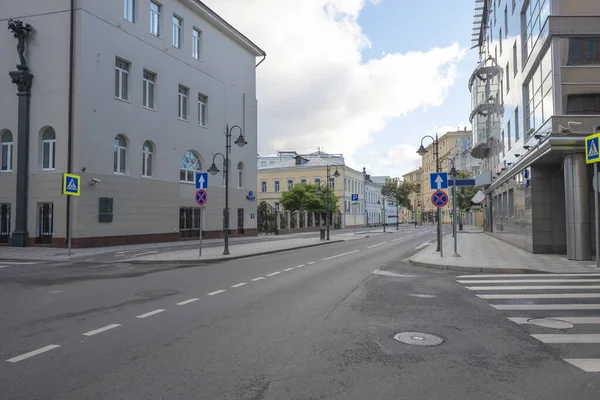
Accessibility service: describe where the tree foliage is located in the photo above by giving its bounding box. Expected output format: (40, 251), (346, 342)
(454, 170), (479, 212)
(381, 178), (419, 210)
(280, 183), (339, 213)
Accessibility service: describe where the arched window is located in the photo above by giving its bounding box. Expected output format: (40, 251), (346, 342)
(1, 131), (13, 172)
(180, 151), (201, 183)
(114, 134), (127, 174)
(41, 127), (56, 170)
(237, 162), (244, 188)
(142, 141), (153, 177)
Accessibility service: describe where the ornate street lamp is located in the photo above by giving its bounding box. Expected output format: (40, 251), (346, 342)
(416, 133), (441, 252)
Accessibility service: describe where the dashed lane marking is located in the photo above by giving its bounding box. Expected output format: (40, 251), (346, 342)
(367, 242), (387, 249)
(207, 290), (226, 296)
(322, 250), (360, 261)
(231, 282), (247, 288)
(176, 298), (199, 305)
(266, 271), (281, 277)
(283, 268), (294, 272)
(6, 345), (61, 363)
(295, 264), (305, 268)
(307, 262), (315, 265)
(136, 309), (166, 318)
(83, 324), (121, 337)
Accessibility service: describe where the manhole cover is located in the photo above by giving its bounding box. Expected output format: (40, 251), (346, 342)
(409, 294), (436, 298)
(527, 318), (574, 329)
(393, 332), (444, 346)
(135, 289), (179, 298)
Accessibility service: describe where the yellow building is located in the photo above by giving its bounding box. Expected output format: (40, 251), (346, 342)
(257, 155), (366, 228)
(401, 167), (422, 223)
(420, 129), (472, 224)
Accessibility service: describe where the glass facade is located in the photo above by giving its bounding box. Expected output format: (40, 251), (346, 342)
(524, 49), (553, 138)
(522, 0), (550, 60)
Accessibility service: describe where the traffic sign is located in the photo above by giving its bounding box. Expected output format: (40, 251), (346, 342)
(62, 173), (81, 196)
(195, 189), (208, 207)
(586, 132), (600, 164)
(195, 172), (209, 189)
(431, 190), (449, 208)
(351, 193), (359, 201)
(448, 179), (476, 187)
(430, 173), (448, 190)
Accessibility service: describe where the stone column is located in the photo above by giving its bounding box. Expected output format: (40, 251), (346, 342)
(9, 70), (33, 247)
(564, 153), (591, 260)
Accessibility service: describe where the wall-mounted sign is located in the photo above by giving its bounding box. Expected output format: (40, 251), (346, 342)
(246, 191), (256, 201)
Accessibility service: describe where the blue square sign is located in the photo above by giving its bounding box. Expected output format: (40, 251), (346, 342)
(430, 172), (448, 190)
(351, 194), (359, 201)
(586, 133), (600, 164)
(195, 172), (209, 189)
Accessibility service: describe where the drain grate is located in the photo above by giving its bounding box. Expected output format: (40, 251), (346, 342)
(527, 318), (574, 329)
(393, 332), (444, 346)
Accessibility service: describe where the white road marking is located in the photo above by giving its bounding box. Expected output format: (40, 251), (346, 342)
(231, 282), (247, 288)
(492, 304), (600, 311)
(133, 251), (159, 257)
(85, 259), (95, 262)
(136, 309), (166, 318)
(207, 290), (226, 296)
(532, 334), (600, 344)
(307, 262), (315, 265)
(6, 345), (61, 363)
(508, 317), (600, 325)
(322, 250), (360, 261)
(367, 242), (387, 249)
(458, 279), (600, 284)
(458, 273), (600, 279)
(414, 241), (432, 250)
(83, 324), (121, 337)
(283, 268), (294, 272)
(466, 285), (600, 291)
(266, 271), (281, 276)
(0, 261), (36, 265)
(564, 359), (600, 372)
(479, 293), (600, 299)
(407, 235), (414, 238)
(392, 237), (405, 242)
(295, 264), (305, 268)
(176, 298), (199, 305)
(0, 265), (9, 269)
(251, 277), (265, 281)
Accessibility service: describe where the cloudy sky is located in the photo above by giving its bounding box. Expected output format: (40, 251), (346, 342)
(204, 0), (478, 177)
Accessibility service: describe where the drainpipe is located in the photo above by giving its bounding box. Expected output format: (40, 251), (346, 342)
(66, 0), (75, 245)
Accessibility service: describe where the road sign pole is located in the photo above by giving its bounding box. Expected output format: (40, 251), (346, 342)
(199, 207), (203, 257)
(452, 177), (460, 257)
(68, 198), (72, 256)
(596, 163), (599, 268)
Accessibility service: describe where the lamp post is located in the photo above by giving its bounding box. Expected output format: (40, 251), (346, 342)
(207, 124), (247, 255)
(440, 158), (459, 257)
(378, 198), (386, 232)
(324, 164), (341, 240)
(417, 133), (440, 252)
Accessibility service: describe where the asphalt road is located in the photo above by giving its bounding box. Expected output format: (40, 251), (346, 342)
(1, 226), (599, 399)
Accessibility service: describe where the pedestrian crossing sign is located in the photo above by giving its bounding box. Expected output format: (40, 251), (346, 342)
(62, 173), (81, 196)
(585, 133), (600, 164)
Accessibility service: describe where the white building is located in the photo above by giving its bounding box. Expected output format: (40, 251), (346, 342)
(370, 176), (398, 225)
(363, 168), (383, 226)
(257, 150), (345, 169)
(0, 0), (265, 247)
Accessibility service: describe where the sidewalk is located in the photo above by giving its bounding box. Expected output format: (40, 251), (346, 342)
(408, 230), (599, 274)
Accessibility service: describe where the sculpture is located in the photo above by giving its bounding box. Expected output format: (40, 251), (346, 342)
(8, 19), (33, 70)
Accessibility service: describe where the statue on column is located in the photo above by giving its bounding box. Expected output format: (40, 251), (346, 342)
(8, 19), (33, 71)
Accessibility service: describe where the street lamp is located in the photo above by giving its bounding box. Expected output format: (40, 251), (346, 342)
(377, 198), (386, 232)
(207, 124), (247, 255)
(416, 133), (441, 252)
(440, 157), (459, 257)
(324, 164), (341, 240)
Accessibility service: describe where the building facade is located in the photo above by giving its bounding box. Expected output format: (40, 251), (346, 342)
(402, 167), (422, 223)
(0, 0), (265, 247)
(257, 150), (344, 169)
(363, 169), (384, 226)
(369, 176), (399, 225)
(469, 0), (600, 258)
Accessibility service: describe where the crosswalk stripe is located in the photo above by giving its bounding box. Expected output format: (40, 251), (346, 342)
(458, 279), (600, 284)
(564, 359), (600, 372)
(508, 317), (600, 325)
(492, 304), (600, 310)
(532, 334), (600, 344)
(457, 273), (600, 279)
(478, 293), (600, 299)
(466, 285), (600, 291)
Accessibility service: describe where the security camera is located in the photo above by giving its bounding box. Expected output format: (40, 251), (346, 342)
(90, 178), (101, 185)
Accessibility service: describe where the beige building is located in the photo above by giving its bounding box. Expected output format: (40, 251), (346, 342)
(420, 129), (472, 224)
(401, 167), (422, 223)
(257, 154), (366, 228)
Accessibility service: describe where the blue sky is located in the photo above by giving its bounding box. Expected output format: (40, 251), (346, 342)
(356, 0), (479, 175)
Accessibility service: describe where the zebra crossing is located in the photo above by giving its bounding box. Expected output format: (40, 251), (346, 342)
(457, 272), (600, 373)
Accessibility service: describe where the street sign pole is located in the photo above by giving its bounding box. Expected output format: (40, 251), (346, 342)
(596, 163), (599, 268)
(68, 199), (72, 257)
(199, 207), (203, 257)
(452, 176), (460, 257)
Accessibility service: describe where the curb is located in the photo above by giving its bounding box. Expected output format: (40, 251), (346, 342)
(121, 240), (345, 265)
(407, 258), (542, 274)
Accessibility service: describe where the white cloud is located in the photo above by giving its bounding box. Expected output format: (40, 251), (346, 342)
(204, 0), (465, 165)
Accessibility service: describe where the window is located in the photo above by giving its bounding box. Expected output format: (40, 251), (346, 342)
(508, 189), (515, 216)
(260, 161), (267, 167)
(261, 181), (267, 192)
(501, 130), (505, 157)
(506, 63), (510, 92)
(274, 180), (280, 192)
(114, 135), (127, 174)
(287, 179), (293, 191)
(513, 42), (518, 76)
(1, 131), (13, 172)
(493, 0), (497, 25)
(172, 15), (182, 49)
(237, 162), (244, 188)
(329, 177), (335, 190)
(115, 58), (130, 100)
(301, 179), (307, 184)
(515, 107), (520, 141)
(192, 28), (202, 60)
(142, 70), (155, 109)
(142, 141), (153, 177)
(150, 1), (161, 36)
(178, 85), (188, 120)
(124, 0), (135, 22)
(179, 151), (201, 183)
(507, 120), (512, 150)
(198, 93), (207, 126)
(314, 178), (321, 185)
(525, 50), (553, 134)
(499, 28), (503, 54)
(566, 94), (600, 115)
(567, 38), (600, 66)
(41, 127), (56, 170)
(523, 0), (550, 59)
(504, 5), (508, 37)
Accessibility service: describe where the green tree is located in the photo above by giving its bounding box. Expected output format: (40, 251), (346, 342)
(280, 183), (339, 213)
(381, 178), (419, 210)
